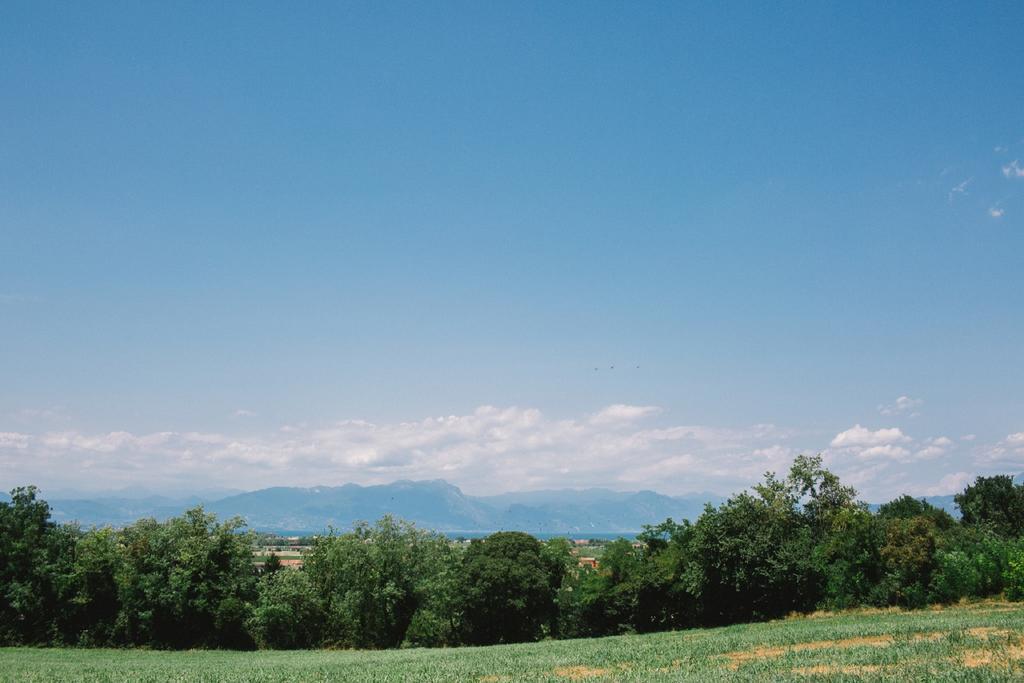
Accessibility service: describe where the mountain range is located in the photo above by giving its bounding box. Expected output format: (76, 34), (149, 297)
(13, 475), (1019, 535)
(34, 480), (724, 535)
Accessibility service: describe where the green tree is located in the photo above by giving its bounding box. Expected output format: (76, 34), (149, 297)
(817, 507), (886, 609)
(247, 569), (324, 648)
(787, 454), (858, 531)
(929, 550), (980, 603)
(878, 495), (955, 530)
(687, 459), (840, 625)
(64, 527), (123, 645)
(0, 487), (77, 644)
(576, 538), (643, 636)
(459, 531), (557, 645)
(929, 526), (1011, 603)
(879, 516), (938, 607)
(263, 552), (283, 575)
(955, 476), (1024, 538)
(116, 508), (257, 648)
(540, 538), (575, 638)
(305, 515), (454, 648)
(1005, 543), (1024, 601)
(403, 539), (463, 647)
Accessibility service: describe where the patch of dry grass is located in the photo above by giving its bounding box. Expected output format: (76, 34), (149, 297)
(551, 665), (611, 679)
(721, 632), (944, 669)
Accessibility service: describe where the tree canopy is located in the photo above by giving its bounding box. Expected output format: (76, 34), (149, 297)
(3, 457), (1024, 650)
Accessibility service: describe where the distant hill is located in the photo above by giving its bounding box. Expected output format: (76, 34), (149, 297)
(44, 494), (230, 527)
(204, 481), (497, 533)
(36, 480), (723, 534)
(23, 473), (1024, 534)
(919, 495), (959, 516)
(476, 488), (719, 534)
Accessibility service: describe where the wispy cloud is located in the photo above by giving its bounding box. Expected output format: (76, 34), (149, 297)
(232, 409), (257, 418)
(966, 432), (1024, 473)
(988, 207), (1005, 218)
(0, 405), (807, 496)
(914, 436), (954, 460)
(926, 471), (972, 496)
(0, 433), (31, 450)
(0, 294), (41, 304)
(948, 177), (973, 203)
(0, 408), (1012, 502)
(1002, 160), (1024, 179)
(7, 407), (73, 426)
(877, 395), (923, 417)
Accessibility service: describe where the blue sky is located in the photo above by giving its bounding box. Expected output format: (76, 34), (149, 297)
(2, 2), (1023, 499)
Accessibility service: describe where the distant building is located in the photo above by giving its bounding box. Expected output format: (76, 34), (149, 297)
(254, 557), (304, 571)
(577, 556), (599, 569)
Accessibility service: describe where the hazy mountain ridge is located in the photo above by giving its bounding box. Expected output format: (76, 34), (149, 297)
(21, 476), (1023, 533)
(36, 480), (723, 534)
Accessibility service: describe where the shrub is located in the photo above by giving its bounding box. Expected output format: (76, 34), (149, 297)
(1004, 546), (1024, 602)
(247, 570), (324, 649)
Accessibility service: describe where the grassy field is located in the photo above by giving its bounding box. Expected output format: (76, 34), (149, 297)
(3, 601), (1024, 681)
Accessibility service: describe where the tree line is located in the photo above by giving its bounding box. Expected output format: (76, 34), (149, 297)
(3, 455), (1024, 649)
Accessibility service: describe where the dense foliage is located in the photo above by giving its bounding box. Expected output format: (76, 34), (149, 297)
(2, 456), (1024, 650)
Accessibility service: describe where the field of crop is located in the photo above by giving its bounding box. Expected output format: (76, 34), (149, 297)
(2, 601), (1024, 681)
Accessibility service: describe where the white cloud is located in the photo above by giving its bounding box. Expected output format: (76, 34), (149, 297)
(752, 444), (792, 460)
(859, 445), (911, 459)
(0, 432), (31, 449)
(961, 434), (977, 441)
(1002, 160), (1024, 179)
(965, 432), (1024, 473)
(877, 396), (923, 417)
(989, 207), (1005, 218)
(914, 436), (954, 460)
(926, 472), (973, 496)
(948, 177), (972, 202)
(0, 408), (1011, 502)
(589, 404), (661, 425)
(0, 405), (808, 496)
(833, 433), (950, 462)
(831, 424), (910, 449)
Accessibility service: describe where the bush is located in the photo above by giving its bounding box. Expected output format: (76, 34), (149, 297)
(305, 516), (454, 649)
(929, 551), (980, 603)
(116, 509), (257, 649)
(1004, 546), (1024, 602)
(247, 570), (324, 649)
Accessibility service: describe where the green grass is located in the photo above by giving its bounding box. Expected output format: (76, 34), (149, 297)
(3, 601), (1024, 681)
